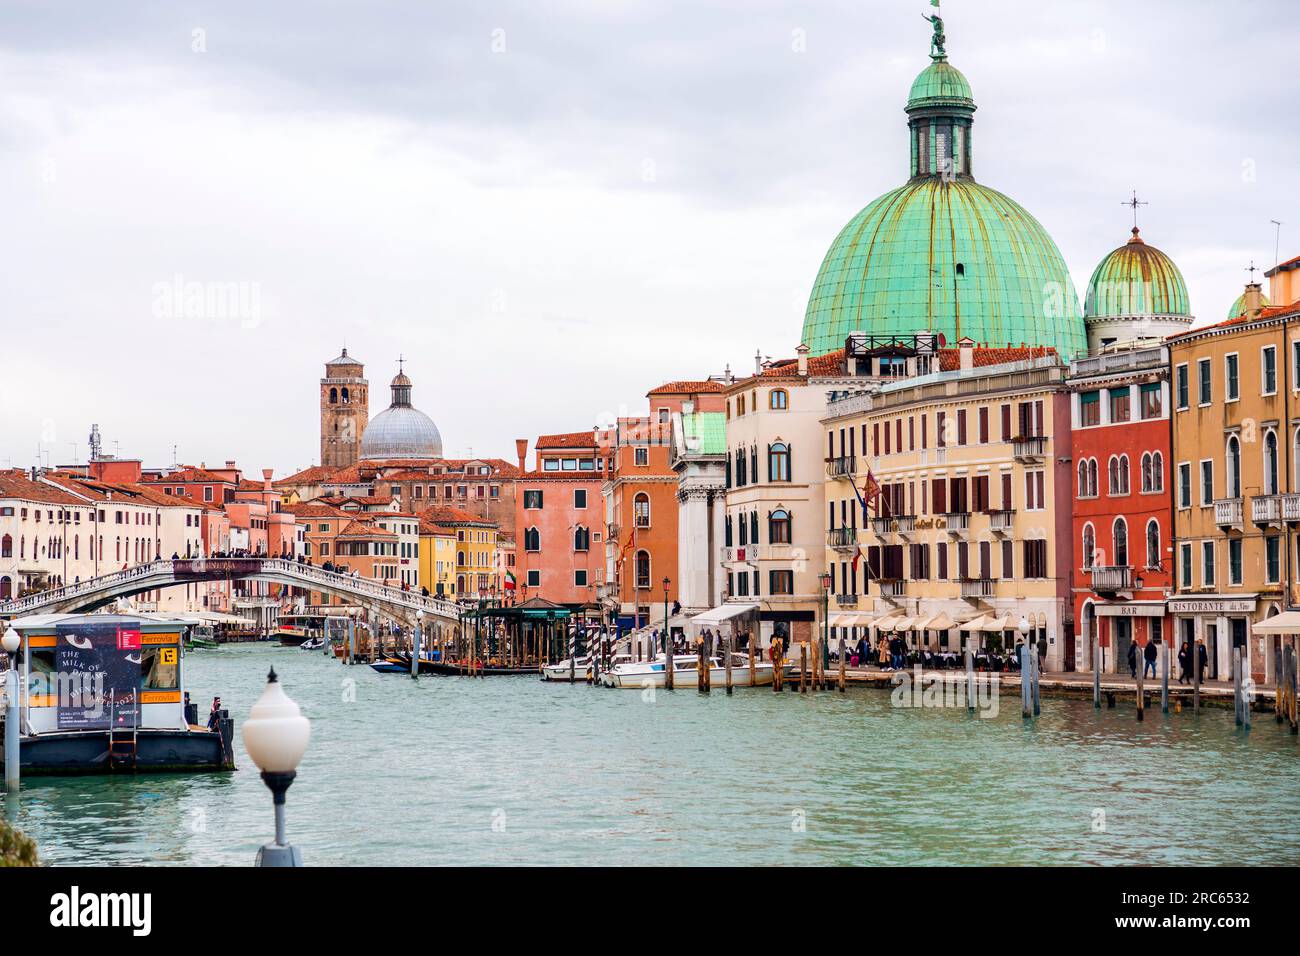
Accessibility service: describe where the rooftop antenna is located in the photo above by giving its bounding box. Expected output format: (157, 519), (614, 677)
(1122, 190), (1148, 232)
(88, 424), (102, 462)
(172, 444), (178, 469)
(68, 442), (78, 465)
(1271, 220), (1284, 271)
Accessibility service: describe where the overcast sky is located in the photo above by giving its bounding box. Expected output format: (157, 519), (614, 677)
(2, 0), (1295, 475)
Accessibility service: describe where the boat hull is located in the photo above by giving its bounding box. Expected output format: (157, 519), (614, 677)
(608, 663), (774, 689)
(2, 726), (235, 775)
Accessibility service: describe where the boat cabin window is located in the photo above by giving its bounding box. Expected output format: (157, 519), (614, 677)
(142, 647), (179, 689)
(29, 649), (56, 698)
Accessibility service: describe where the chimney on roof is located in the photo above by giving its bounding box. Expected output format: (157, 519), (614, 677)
(796, 344), (809, 376)
(262, 468), (273, 492)
(1244, 282), (1264, 319)
(959, 337), (975, 372)
(515, 438), (528, 472)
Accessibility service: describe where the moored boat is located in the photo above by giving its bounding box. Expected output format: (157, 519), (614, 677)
(604, 653), (774, 689)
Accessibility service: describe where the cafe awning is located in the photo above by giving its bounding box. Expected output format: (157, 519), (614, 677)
(690, 603), (759, 626)
(983, 614), (1019, 630)
(1251, 610), (1300, 634)
(959, 615), (992, 632)
(915, 611), (959, 631)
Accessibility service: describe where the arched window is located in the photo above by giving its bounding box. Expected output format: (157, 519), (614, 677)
(573, 525), (590, 551)
(768, 442), (791, 482)
(1081, 524), (1095, 570)
(1145, 519), (1160, 569)
(1150, 451), (1163, 492)
(329, 387), (338, 404)
(1113, 517), (1129, 567)
(1088, 458), (1098, 497)
(524, 527), (540, 552)
(1077, 460), (1088, 497)
(1227, 435), (1242, 498)
(633, 493), (651, 528)
(1118, 455), (1130, 494)
(769, 509), (791, 544)
(635, 550), (651, 590)
(1108, 456), (1119, 494)
(0, 535), (9, 559)
(341, 386), (350, 404)
(1264, 430), (1278, 495)
(1141, 452), (1152, 493)
(769, 389), (789, 410)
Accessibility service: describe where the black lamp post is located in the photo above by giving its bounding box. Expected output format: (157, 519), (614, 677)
(819, 571), (833, 670)
(662, 576), (673, 689)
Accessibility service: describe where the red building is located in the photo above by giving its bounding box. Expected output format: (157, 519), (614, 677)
(1068, 344), (1173, 673)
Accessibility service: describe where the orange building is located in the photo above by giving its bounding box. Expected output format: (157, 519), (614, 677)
(603, 381), (726, 628)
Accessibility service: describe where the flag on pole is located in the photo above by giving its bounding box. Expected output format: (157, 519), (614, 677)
(851, 470), (881, 521)
(504, 570), (517, 591)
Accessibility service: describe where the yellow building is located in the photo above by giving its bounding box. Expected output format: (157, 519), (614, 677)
(423, 506), (498, 601)
(418, 516), (457, 599)
(1168, 283), (1300, 685)
(823, 341), (1075, 668)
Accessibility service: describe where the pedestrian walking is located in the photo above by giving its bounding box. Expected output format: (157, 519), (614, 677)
(1143, 639), (1158, 679)
(1126, 640), (1138, 678)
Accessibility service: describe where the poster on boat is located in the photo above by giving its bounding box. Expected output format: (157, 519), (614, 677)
(53, 621), (143, 730)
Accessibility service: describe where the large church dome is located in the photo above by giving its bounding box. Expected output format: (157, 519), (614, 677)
(802, 32), (1085, 359)
(359, 366), (443, 460)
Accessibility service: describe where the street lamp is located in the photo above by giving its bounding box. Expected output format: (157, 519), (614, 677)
(1018, 615), (1032, 669)
(819, 571), (832, 671)
(3, 626), (19, 792)
(662, 576), (672, 685)
(242, 667), (310, 867)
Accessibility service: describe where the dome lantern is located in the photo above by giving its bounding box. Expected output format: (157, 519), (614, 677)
(801, 18), (1085, 360)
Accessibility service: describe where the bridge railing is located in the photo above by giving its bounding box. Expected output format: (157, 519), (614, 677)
(0, 557), (462, 622)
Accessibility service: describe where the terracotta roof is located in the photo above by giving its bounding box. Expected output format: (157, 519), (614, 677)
(517, 469), (606, 481)
(419, 506), (496, 529)
(936, 345), (1058, 371)
(337, 519), (396, 539)
(536, 431), (597, 449)
(1166, 303), (1300, 342)
(755, 349), (847, 380)
(0, 471), (85, 505)
(273, 465), (339, 487)
(281, 502), (350, 519)
(320, 494), (394, 506)
(143, 467), (232, 484)
(646, 380), (725, 395)
(41, 474), (201, 508)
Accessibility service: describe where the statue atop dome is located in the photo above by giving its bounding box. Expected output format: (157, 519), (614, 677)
(923, 8), (946, 58)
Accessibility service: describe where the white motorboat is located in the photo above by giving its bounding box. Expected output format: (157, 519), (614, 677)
(604, 653), (774, 689)
(541, 656), (592, 682)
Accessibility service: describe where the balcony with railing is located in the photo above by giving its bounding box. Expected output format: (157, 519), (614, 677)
(827, 527), (858, 551)
(826, 456), (856, 480)
(1214, 498), (1243, 528)
(870, 515), (893, 538)
(959, 577), (994, 600)
(1252, 495), (1282, 527)
(834, 593), (859, 608)
(988, 508), (1015, 534)
(1012, 436), (1047, 461)
(877, 578), (906, 599)
(1282, 494), (1300, 523)
(943, 511), (971, 536)
(1090, 565), (1133, 593)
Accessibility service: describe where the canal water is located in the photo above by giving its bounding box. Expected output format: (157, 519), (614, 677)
(11, 644), (1300, 866)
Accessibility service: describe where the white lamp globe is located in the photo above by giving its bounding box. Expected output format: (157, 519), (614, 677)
(1018, 616), (1031, 636)
(1, 627), (19, 655)
(242, 668), (310, 774)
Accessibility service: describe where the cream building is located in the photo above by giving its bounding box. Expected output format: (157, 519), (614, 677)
(823, 341), (1076, 668)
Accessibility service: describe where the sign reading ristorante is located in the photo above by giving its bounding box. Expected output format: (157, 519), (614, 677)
(1166, 596), (1257, 614)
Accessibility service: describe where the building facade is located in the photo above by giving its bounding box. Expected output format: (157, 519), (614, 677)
(1068, 344), (1173, 672)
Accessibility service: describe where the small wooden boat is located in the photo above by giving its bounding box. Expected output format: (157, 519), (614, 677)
(421, 659), (536, 676)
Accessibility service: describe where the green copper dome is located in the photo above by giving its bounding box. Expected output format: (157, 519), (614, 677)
(1228, 289), (1270, 319)
(802, 47), (1085, 359)
(1085, 228), (1190, 318)
(907, 60), (974, 111)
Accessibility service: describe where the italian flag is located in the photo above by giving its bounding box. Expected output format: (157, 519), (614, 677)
(505, 570), (517, 590)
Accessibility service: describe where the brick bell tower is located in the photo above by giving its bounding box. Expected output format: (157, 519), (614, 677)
(320, 348), (369, 468)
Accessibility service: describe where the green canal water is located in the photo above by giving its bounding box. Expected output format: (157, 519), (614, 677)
(10, 644), (1300, 866)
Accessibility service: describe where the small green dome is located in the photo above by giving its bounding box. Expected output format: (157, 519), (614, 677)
(907, 58), (974, 112)
(1228, 289), (1270, 319)
(1084, 228), (1190, 319)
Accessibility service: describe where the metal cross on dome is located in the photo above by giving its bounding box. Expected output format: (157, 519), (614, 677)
(396, 354), (405, 373)
(1122, 190), (1148, 230)
(1246, 261), (1259, 282)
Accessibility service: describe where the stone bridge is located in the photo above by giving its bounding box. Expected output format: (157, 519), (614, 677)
(0, 557), (463, 631)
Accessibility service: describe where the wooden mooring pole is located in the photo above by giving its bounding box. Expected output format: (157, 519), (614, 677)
(724, 635), (733, 695)
(837, 633), (846, 693)
(1136, 650), (1145, 722)
(799, 643), (807, 694)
